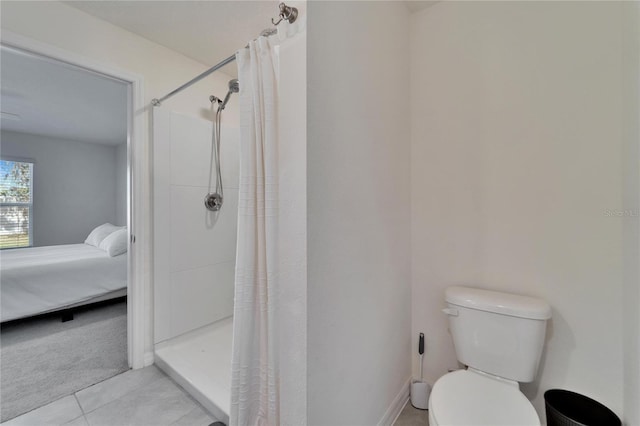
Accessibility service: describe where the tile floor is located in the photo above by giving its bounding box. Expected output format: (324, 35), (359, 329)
(394, 402), (429, 426)
(3, 364), (426, 426)
(1, 366), (217, 426)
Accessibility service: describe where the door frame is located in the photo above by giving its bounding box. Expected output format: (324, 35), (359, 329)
(1, 31), (149, 369)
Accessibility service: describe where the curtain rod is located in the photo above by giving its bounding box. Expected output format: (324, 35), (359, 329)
(151, 3), (297, 107)
(151, 54), (236, 107)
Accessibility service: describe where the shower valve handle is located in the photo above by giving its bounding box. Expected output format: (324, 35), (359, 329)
(204, 193), (223, 211)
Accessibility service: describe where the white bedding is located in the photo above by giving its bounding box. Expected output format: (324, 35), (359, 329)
(0, 244), (127, 322)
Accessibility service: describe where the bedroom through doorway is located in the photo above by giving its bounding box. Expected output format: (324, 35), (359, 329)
(0, 44), (132, 422)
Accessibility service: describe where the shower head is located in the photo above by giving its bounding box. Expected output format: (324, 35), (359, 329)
(219, 79), (239, 110)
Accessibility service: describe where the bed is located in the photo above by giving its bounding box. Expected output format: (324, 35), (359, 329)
(0, 243), (127, 323)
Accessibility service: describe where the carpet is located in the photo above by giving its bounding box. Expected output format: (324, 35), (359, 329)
(1, 301), (129, 422)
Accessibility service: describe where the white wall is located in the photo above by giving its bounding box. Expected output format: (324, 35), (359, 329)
(410, 1), (634, 421)
(1, 0), (237, 362)
(622, 3), (640, 425)
(153, 109), (238, 343)
(277, 25), (307, 426)
(1, 130), (121, 246)
(307, 2), (411, 424)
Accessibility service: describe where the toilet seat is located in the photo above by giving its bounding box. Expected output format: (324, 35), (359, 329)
(428, 370), (540, 426)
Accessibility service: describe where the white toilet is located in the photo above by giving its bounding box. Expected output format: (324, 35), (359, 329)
(428, 286), (552, 426)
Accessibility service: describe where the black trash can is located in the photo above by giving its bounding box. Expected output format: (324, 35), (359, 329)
(544, 389), (621, 426)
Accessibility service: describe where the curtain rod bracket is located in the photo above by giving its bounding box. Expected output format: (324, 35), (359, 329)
(272, 3), (298, 26)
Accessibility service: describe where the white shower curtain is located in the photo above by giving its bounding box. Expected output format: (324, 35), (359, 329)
(230, 36), (280, 426)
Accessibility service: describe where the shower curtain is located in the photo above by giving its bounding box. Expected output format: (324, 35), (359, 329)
(230, 36), (280, 426)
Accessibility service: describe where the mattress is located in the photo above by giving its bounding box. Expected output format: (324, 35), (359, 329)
(0, 244), (127, 322)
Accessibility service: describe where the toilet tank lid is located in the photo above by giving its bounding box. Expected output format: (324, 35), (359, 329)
(445, 286), (552, 320)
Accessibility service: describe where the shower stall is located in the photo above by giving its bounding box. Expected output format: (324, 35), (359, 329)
(152, 52), (243, 426)
(152, 102), (239, 423)
(150, 4), (306, 423)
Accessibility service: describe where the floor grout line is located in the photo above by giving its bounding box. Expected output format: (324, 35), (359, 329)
(73, 394), (85, 416)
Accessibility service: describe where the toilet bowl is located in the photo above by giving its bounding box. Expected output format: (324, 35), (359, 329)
(428, 369), (539, 426)
(428, 286), (551, 426)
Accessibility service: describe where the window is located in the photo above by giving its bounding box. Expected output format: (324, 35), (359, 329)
(0, 159), (33, 249)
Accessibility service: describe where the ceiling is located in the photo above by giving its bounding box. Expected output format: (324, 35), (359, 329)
(65, 1), (278, 77)
(404, 1), (440, 13)
(64, 1), (438, 78)
(0, 47), (128, 145)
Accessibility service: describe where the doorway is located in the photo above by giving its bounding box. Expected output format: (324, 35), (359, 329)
(0, 37), (145, 421)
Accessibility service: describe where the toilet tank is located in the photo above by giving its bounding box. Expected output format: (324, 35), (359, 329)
(444, 286), (552, 383)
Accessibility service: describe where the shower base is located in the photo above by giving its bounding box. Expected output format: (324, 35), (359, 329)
(155, 317), (233, 424)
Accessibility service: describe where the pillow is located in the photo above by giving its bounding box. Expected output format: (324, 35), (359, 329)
(99, 228), (128, 257)
(85, 223), (121, 247)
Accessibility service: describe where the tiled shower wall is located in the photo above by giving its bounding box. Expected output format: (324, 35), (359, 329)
(153, 108), (239, 343)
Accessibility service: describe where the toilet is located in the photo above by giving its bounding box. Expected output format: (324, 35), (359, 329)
(428, 286), (552, 426)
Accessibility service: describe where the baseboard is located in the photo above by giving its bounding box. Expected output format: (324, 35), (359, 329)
(377, 377), (411, 426)
(143, 351), (154, 367)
